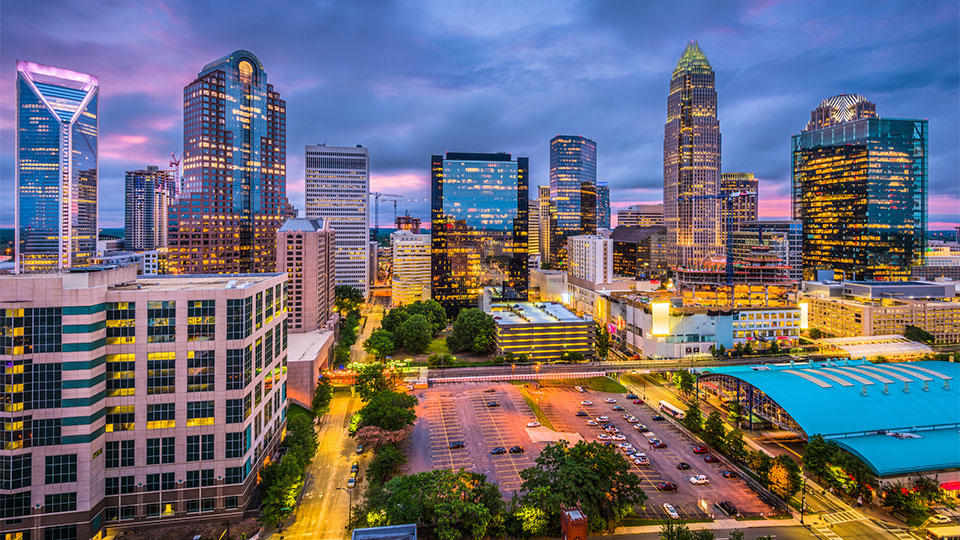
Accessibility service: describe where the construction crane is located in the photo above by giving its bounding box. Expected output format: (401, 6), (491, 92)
(370, 192), (402, 241)
(169, 152), (182, 195)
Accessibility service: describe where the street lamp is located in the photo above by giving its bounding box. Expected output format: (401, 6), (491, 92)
(800, 476), (807, 524)
(336, 487), (353, 529)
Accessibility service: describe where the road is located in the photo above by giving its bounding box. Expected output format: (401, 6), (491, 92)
(613, 524), (819, 539)
(350, 297), (388, 364)
(271, 392), (361, 540)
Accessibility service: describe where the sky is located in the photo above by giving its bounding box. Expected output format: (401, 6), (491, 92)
(1, 0), (958, 230)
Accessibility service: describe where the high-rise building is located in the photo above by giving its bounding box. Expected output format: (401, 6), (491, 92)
(395, 213), (421, 233)
(617, 204), (664, 227)
(728, 220), (802, 281)
(168, 50), (293, 275)
(0, 265), (288, 539)
(528, 198), (540, 257)
(720, 172), (759, 245)
(276, 218), (335, 333)
(431, 152), (528, 316)
(597, 182), (611, 230)
(125, 166), (176, 251)
(391, 230), (431, 306)
(537, 185), (553, 263)
(792, 95), (927, 280)
(550, 135), (597, 237)
(15, 61), (99, 273)
(611, 225), (668, 278)
(663, 41), (723, 268)
(304, 144), (371, 297)
(567, 235), (614, 284)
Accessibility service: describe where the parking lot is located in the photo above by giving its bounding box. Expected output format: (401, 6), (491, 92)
(404, 381), (772, 519)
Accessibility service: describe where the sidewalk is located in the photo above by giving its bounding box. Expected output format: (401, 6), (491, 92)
(611, 517), (803, 535)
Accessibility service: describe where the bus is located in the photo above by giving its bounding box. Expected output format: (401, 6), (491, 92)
(926, 526), (960, 540)
(659, 400), (685, 420)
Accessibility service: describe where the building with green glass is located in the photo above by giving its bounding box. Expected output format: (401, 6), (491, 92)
(792, 95), (927, 281)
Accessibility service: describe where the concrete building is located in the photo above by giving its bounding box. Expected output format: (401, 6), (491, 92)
(395, 213), (421, 234)
(720, 172), (758, 245)
(537, 185), (553, 263)
(125, 166), (176, 252)
(912, 245), (960, 280)
(391, 230), (431, 306)
(610, 226), (668, 279)
(276, 218), (336, 333)
(528, 269), (568, 303)
(800, 281), (960, 344)
(528, 197), (540, 259)
(305, 144), (370, 297)
(617, 204), (663, 228)
(567, 235), (613, 284)
(0, 266), (288, 539)
(729, 220), (802, 281)
(485, 302), (593, 362)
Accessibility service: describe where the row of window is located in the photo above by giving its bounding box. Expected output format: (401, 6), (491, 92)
(105, 465), (245, 495)
(102, 495), (238, 522)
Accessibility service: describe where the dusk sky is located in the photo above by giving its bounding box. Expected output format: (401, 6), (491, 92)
(1, 0), (958, 229)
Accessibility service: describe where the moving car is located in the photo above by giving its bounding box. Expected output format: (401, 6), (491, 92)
(626, 393), (638, 399)
(648, 439), (667, 448)
(575, 386), (585, 393)
(526, 421), (541, 428)
(449, 441), (465, 449)
(721, 470), (738, 478)
(717, 501), (738, 517)
(490, 447), (507, 455)
(656, 482), (678, 491)
(604, 398), (617, 403)
(576, 411), (589, 417)
(692, 445), (709, 454)
(676, 462), (691, 470)
(509, 446), (525, 454)
(704, 455), (719, 463)
(486, 401), (500, 407)
(586, 420), (598, 426)
(634, 423), (648, 432)
(581, 400), (593, 406)
(663, 503), (680, 519)
(689, 474), (710, 485)
(652, 414), (665, 421)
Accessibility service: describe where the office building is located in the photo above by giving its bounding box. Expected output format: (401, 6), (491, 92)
(391, 230), (431, 306)
(537, 185), (553, 263)
(0, 266), (288, 539)
(597, 182), (610, 230)
(168, 50), (293, 275)
(567, 235), (614, 284)
(728, 220), (802, 281)
(485, 302), (593, 362)
(550, 135), (597, 246)
(125, 166), (176, 252)
(663, 41), (723, 268)
(528, 198), (540, 257)
(276, 218), (335, 333)
(15, 61), (99, 273)
(304, 144), (371, 297)
(792, 94), (927, 281)
(431, 152), (528, 316)
(720, 172), (758, 244)
(395, 213), (421, 234)
(617, 204), (663, 228)
(611, 225), (668, 278)
(913, 246), (960, 280)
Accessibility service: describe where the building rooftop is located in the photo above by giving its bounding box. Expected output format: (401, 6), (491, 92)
(610, 225), (666, 243)
(278, 217), (326, 232)
(487, 302), (588, 325)
(818, 335), (934, 358)
(288, 330), (335, 364)
(674, 40), (712, 75)
(111, 274), (284, 291)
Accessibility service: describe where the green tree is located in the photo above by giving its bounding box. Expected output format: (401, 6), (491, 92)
(357, 390), (418, 431)
(355, 362), (390, 400)
(673, 370), (694, 395)
(312, 376), (333, 417)
(723, 428), (747, 462)
(259, 455), (302, 527)
(381, 307), (410, 333)
(743, 342), (754, 356)
(340, 324), (358, 347)
(728, 531), (745, 540)
(702, 411), (725, 448)
(659, 522), (715, 540)
(335, 285), (364, 315)
(747, 450), (773, 486)
(284, 414), (318, 469)
(406, 300), (447, 336)
(768, 455), (802, 500)
(428, 353), (455, 368)
(518, 440), (646, 532)
(366, 443), (407, 486)
(802, 434), (834, 481)
(447, 308), (497, 355)
(727, 401), (745, 427)
(595, 323), (611, 360)
(363, 329), (396, 360)
(334, 344), (351, 365)
(394, 314), (432, 354)
(682, 401), (703, 433)
(717, 344), (726, 358)
(808, 328), (823, 340)
(904, 324), (935, 344)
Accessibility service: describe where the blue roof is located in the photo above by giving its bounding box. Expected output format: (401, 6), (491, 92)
(702, 360), (960, 476)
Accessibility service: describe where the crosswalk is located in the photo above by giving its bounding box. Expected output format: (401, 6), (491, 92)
(820, 509), (865, 525)
(812, 525), (843, 540)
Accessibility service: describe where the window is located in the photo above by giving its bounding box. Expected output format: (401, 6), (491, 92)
(226, 399), (244, 423)
(0, 307), (62, 355)
(147, 403), (175, 429)
(105, 354), (135, 397)
(225, 496), (239, 509)
(105, 440), (134, 468)
(1, 491), (30, 518)
(29, 362), (62, 409)
(147, 352), (175, 394)
(201, 433), (214, 460)
(255, 292), (263, 329)
(0, 454), (31, 489)
(106, 302), (136, 344)
(120, 475), (135, 494)
(105, 406), (135, 432)
(147, 301), (176, 343)
(227, 298), (252, 340)
(225, 432), (244, 458)
(265, 328), (274, 366)
(45, 454), (77, 484)
(43, 525), (77, 540)
(265, 287), (274, 321)
(187, 350), (215, 392)
(226, 347), (250, 390)
(187, 300), (215, 342)
(162, 471), (176, 490)
(186, 470), (200, 488)
(105, 477), (119, 495)
(186, 499), (200, 513)
(225, 466), (243, 484)
(146, 473), (160, 492)
(147, 437), (175, 465)
(201, 469), (215, 487)
(44, 492), (77, 513)
(187, 401), (214, 427)
(202, 498), (215, 512)
(255, 337), (263, 375)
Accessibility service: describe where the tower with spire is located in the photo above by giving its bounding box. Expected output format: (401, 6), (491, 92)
(663, 40), (723, 268)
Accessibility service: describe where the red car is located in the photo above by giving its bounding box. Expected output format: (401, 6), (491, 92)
(704, 455), (719, 463)
(652, 440), (668, 449)
(656, 482), (678, 491)
(633, 399), (643, 405)
(692, 445), (709, 454)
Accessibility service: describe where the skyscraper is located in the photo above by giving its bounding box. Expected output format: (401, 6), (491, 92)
(550, 135), (597, 236)
(720, 172), (758, 245)
(15, 61), (99, 273)
(528, 197), (540, 257)
(391, 230), (431, 306)
(792, 95), (927, 281)
(537, 185), (553, 262)
(431, 152), (528, 316)
(276, 218), (336, 333)
(597, 182), (611, 230)
(617, 204), (664, 227)
(168, 50), (293, 275)
(304, 144), (370, 297)
(125, 166), (176, 251)
(663, 41), (722, 268)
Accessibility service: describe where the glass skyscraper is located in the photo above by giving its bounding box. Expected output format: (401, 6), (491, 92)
(125, 166), (176, 251)
(15, 61), (99, 273)
(549, 135), (597, 234)
(168, 50), (293, 274)
(597, 182), (610, 230)
(431, 152), (528, 316)
(720, 172), (758, 246)
(663, 41), (722, 268)
(792, 95), (927, 281)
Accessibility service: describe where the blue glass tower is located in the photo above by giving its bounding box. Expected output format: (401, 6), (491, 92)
(15, 61), (99, 273)
(550, 135), (597, 234)
(597, 182), (610, 229)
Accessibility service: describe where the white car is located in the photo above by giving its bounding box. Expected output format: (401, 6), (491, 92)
(596, 416), (609, 422)
(596, 434), (611, 440)
(635, 457), (651, 466)
(617, 442), (633, 449)
(580, 400), (593, 406)
(575, 386), (585, 393)
(611, 434), (627, 441)
(526, 421), (541, 428)
(663, 503), (679, 519)
(689, 474), (710, 485)
(929, 515), (951, 524)
(604, 398), (617, 403)
(586, 420), (598, 426)
(633, 424), (646, 431)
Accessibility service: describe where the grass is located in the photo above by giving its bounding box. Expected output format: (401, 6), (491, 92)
(518, 387), (556, 431)
(539, 376), (628, 393)
(427, 337), (450, 355)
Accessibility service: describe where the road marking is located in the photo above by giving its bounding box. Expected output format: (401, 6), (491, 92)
(821, 509), (866, 525)
(812, 525), (844, 539)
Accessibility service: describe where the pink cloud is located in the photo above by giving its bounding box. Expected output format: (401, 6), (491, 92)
(371, 171), (428, 194)
(100, 133), (166, 163)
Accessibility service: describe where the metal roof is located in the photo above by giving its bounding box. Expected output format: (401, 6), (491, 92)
(702, 360), (960, 476)
(819, 335), (934, 358)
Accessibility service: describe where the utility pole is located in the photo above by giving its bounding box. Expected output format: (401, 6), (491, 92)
(336, 487), (353, 529)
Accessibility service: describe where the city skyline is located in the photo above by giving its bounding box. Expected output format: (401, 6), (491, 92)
(1, 1), (958, 230)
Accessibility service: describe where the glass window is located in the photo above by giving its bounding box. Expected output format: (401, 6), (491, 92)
(44, 454), (77, 484)
(226, 347), (250, 390)
(105, 477), (119, 495)
(106, 302), (136, 344)
(186, 470), (199, 488)
(225, 466), (243, 484)
(201, 469), (214, 487)
(187, 401), (214, 427)
(0, 307), (62, 354)
(146, 403), (175, 429)
(147, 301), (176, 343)
(105, 440), (134, 468)
(187, 300), (215, 342)
(225, 398), (243, 423)
(226, 298), (252, 340)
(0, 454), (31, 490)
(105, 406), (135, 432)
(187, 435), (200, 462)
(105, 354), (135, 397)
(225, 432), (244, 458)
(187, 350), (215, 392)
(120, 475), (135, 494)
(43, 525), (77, 540)
(29, 362), (62, 409)
(44, 492), (77, 513)
(147, 352), (175, 394)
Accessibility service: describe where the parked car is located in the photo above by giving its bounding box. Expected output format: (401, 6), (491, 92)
(483, 388), (497, 393)
(929, 514), (951, 524)
(612, 405), (625, 411)
(486, 401), (500, 408)
(347, 474), (357, 488)
(652, 414), (665, 421)
(611, 434), (627, 441)
(626, 393), (638, 399)
(721, 470), (738, 479)
(350, 462), (359, 473)
(355, 445), (364, 454)
(676, 462), (691, 470)
(634, 424), (648, 432)
(717, 501), (738, 517)
(604, 398), (617, 403)
(689, 474), (710, 485)
(595, 416), (609, 422)
(596, 434), (611, 440)
(656, 482), (678, 491)
(634, 457), (651, 466)
(692, 445), (709, 454)
(581, 400), (593, 406)
(617, 442), (633, 448)
(526, 421), (541, 428)
(449, 441), (465, 449)
(509, 446), (525, 454)
(490, 447), (507, 455)
(704, 455), (719, 463)
(575, 411), (589, 417)
(632, 399), (644, 405)
(575, 386), (585, 393)
(604, 426), (619, 433)
(663, 503), (680, 519)
(586, 420), (598, 426)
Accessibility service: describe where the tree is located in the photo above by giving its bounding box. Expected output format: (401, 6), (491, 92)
(682, 401), (703, 433)
(728, 531), (744, 540)
(335, 285), (364, 315)
(259, 454), (302, 527)
(768, 455), (802, 500)
(406, 300), (448, 336)
(312, 376), (333, 417)
(334, 345), (351, 365)
(355, 425), (415, 450)
(518, 440), (646, 532)
(381, 307), (410, 333)
(747, 450), (773, 484)
(702, 411), (725, 448)
(363, 329), (396, 360)
(355, 363), (390, 400)
(723, 428), (747, 462)
(509, 504), (549, 538)
(447, 308), (497, 355)
(428, 353), (455, 368)
(905, 324), (935, 344)
(673, 370), (694, 396)
(366, 443), (407, 486)
(659, 522), (715, 540)
(727, 401), (745, 427)
(357, 390), (418, 430)
(717, 344), (726, 358)
(802, 434), (834, 481)
(808, 328), (823, 340)
(742, 342), (754, 356)
(284, 414), (319, 469)
(595, 323), (611, 360)
(394, 314), (432, 354)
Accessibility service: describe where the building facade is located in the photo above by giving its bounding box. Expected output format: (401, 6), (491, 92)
(168, 50), (293, 275)
(125, 166), (176, 252)
(395, 213), (421, 234)
(728, 220), (802, 281)
(537, 185), (553, 263)
(486, 302), (593, 362)
(617, 204), (663, 228)
(0, 266), (288, 540)
(528, 198), (540, 258)
(15, 61), (99, 274)
(431, 152), (528, 316)
(792, 95), (927, 281)
(663, 41), (723, 268)
(549, 135), (597, 236)
(276, 218), (335, 333)
(597, 182), (611, 230)
(390, 231), (431, 307)
(720, 172), (758, 245)
(567, 235), (614, 284)
(610, 225), (668, 279)
(304, 144), (371, 297)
